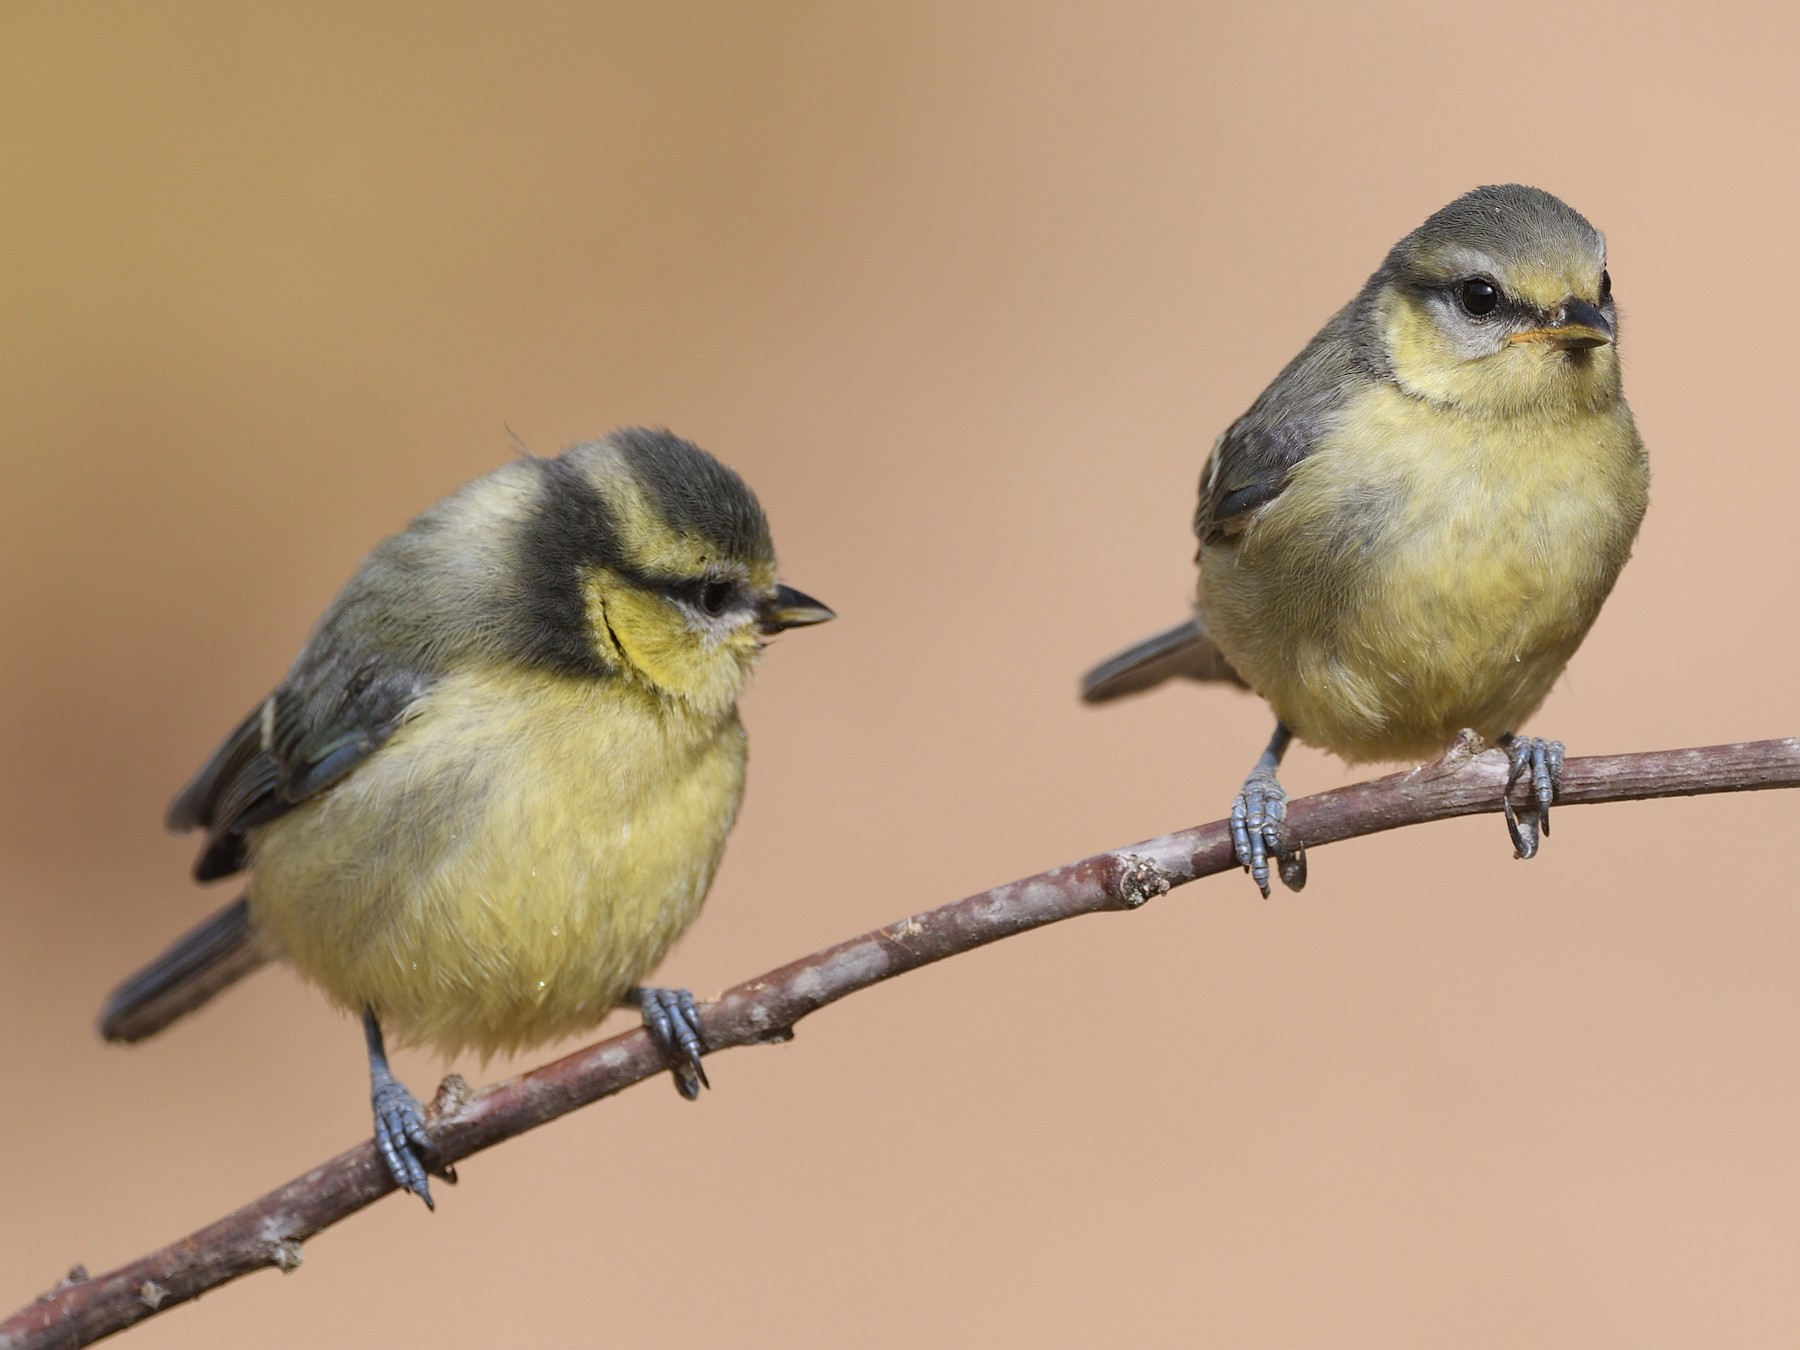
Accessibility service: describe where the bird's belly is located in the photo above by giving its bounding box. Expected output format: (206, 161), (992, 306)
(1203, 409), (1645, 763)
(246, 670), (748, 1057)
(1316, 514), (1601, 757)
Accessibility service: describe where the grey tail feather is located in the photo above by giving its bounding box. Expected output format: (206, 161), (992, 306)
(1080, 618), (1249, 703)
(99, 897), (272, 1043)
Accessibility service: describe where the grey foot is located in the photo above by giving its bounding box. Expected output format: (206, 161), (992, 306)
(632, 986), (710, 1100)
(372, 1073), (436, 1209)
(1230, 771), (1307, 898)
(1503, 735), (1565, 861)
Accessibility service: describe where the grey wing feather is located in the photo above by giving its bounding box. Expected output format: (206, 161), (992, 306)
(169, 653), (434, 882)
(1194, 298), (1374, 545)
(1087, 297), (1379, 706)
(165, 470), (523, 879)
(127, 493), (498, 1040)
(167, 710), (268, 832)
(1081, 618), (1248, 703)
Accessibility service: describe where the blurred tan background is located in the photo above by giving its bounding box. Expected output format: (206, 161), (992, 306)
(3, 2), (1798, 1346)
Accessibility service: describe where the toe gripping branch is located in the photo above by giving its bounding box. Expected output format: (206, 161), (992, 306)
(361, 984), (708, 1211)
(1501, 734), (1565, 860)
(1230, 723), (1307, 898)
(363, 1008), (451, 1210)
(629, 986), (710, 1100)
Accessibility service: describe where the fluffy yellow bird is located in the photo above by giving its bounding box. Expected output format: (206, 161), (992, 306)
(1084, 185), (1648, 894)
(102, 429), (832, 1205)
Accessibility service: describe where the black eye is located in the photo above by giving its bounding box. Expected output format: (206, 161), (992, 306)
(1599, 270), (1612, 304)
(1458, 277), (1499, 317)
(699, 580), (733, 616)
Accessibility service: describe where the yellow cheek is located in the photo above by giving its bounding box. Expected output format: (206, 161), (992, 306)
(1382, 301), (1457, 401)
(585, 573), (755, 714)
(1382, 296), (1620, 416)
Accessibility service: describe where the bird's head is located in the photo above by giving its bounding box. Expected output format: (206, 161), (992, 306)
(510, 428), (831, 717)
(1370, 184), (1621, 417)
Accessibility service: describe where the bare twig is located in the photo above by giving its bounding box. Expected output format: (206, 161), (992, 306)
(6, 736), (1797, 1349)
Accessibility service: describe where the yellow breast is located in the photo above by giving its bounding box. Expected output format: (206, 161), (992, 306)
(1199, 382), (1647, 762)
(245, 666), (748, 1057)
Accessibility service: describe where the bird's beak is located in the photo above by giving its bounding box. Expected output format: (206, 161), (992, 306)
(1507, 297), (1614, 351)
(759, 584), (835, 634)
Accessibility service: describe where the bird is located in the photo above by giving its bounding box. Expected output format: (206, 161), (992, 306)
(1082, 185), (1648, 896)
(100, 427), (833, 1206)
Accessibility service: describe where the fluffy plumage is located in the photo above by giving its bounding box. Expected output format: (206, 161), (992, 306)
(1085, 185), (1648, 889)
(105, 429), (829, 1062)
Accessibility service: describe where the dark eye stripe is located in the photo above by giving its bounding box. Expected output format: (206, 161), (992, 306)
(652, 572), (742, 617)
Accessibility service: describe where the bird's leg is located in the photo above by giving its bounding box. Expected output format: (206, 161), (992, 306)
(1499, 733), (1565, 860)
(364, 1007), (436, 1209)
(1230, 721), (1306, 897)
(625, 986), (710, 1100)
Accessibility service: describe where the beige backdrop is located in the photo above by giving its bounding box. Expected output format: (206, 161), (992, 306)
(4, 3), (1798, 1347)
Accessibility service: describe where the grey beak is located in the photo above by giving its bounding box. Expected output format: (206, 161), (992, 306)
(759, 584), (835, 634)
(1549, 298), (1614, 349)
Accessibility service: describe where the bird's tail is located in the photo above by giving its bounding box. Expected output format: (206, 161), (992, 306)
(99, 897), (273, 1043)
(1080, 618), (1249, 703)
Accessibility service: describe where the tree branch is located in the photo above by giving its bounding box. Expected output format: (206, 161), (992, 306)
(8, 736), (1798, 1348)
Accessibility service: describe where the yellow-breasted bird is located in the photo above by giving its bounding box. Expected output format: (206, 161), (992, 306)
(1083, 185), (1647, 895)
(101, 428), (833, 1205)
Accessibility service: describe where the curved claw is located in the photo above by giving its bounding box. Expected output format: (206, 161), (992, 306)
(1231, 772), (1302, 897)
(1278, 844), (1308, 892)
(1503, 735), (1566, 861)
(371, 1077), (435, 1209)
(633, 986), (710, 1100)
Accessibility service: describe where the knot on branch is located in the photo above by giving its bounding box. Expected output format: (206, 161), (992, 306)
(1113, 854), (1172, 908)
(29, 1267), (88, 1308)
(432, 1074), (473, 1119)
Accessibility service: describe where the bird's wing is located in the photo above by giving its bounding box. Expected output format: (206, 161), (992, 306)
(1194, 304), (1367, 546)
(168, 657), (435, 882)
